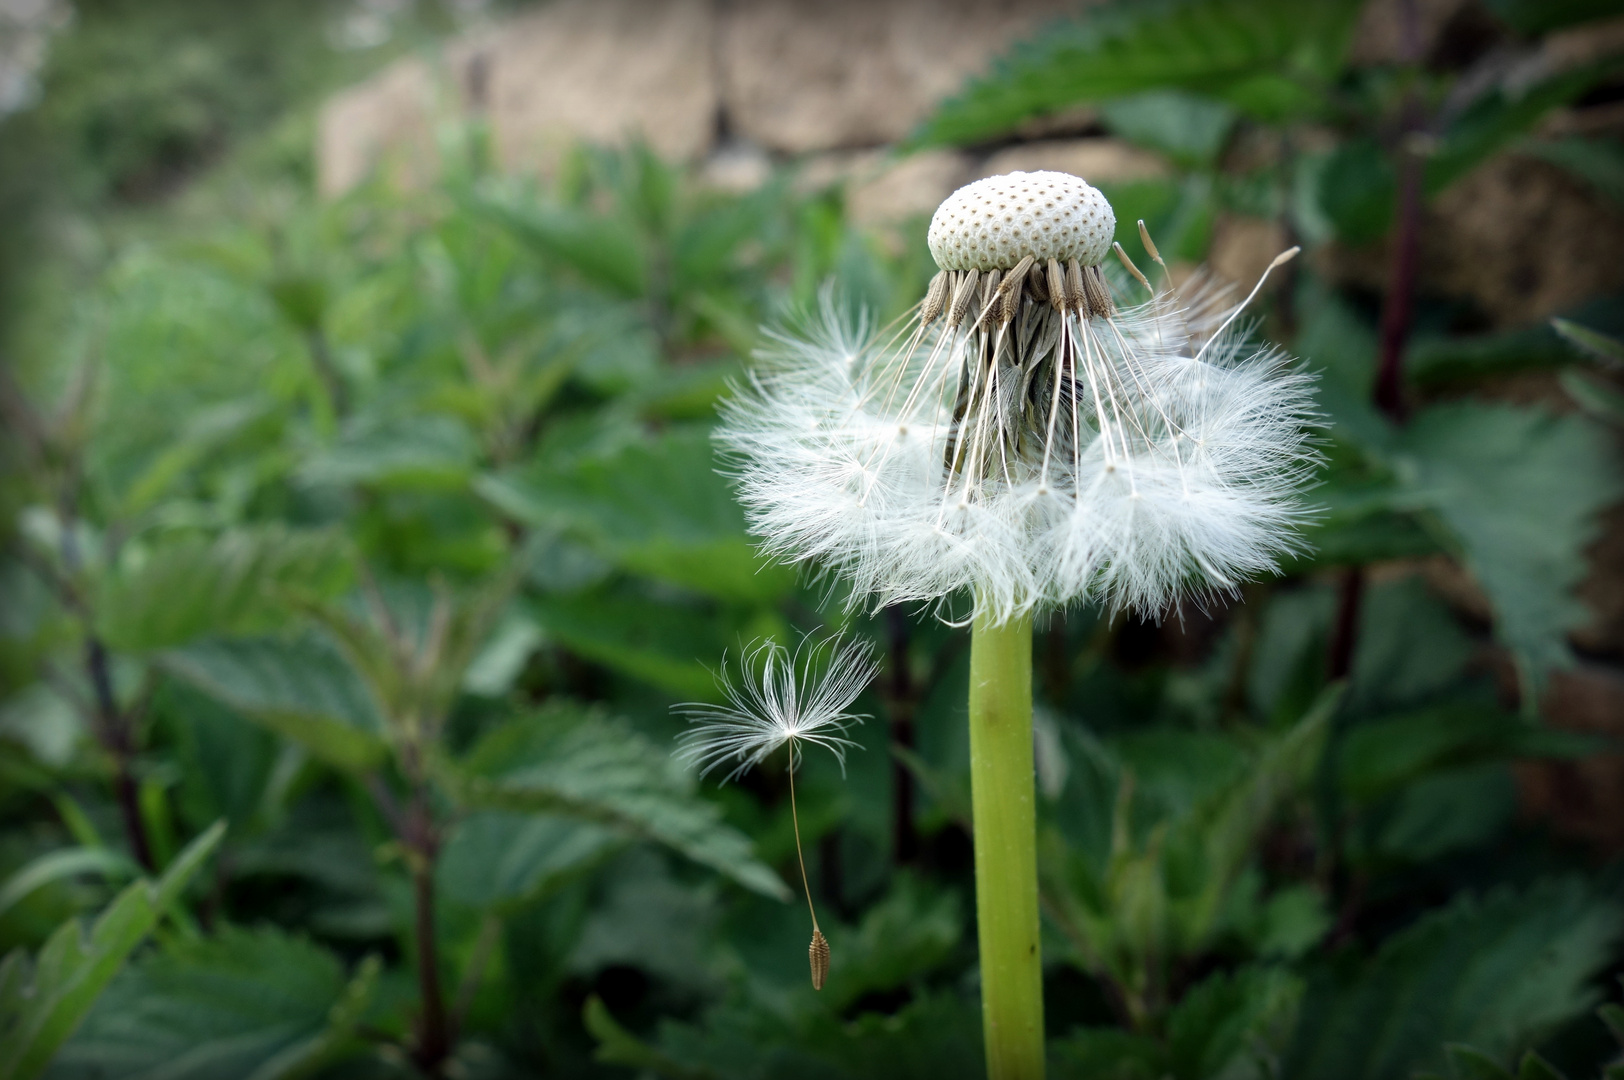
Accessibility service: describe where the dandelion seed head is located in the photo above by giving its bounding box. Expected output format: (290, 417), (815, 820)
(719, 172), (1320, 625)
(674, 635), (877, 782)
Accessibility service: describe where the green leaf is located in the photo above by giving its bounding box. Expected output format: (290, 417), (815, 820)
(49, 926), (378, 1080)
(96, 528), (352, 652)
(1524, 137), (1624, 209)
(1339, 704), (1597, 805)
(0, 850), (140, 923)
(1445, 1044), (1517, 1080)
(1482, 0), (1622, 32)
(478, 426), (793, 603)
(473, 194), (648, 297)
(584, 996), (715, 1080)
(1099, 90), (1237, 169)
(818, 876), (962, 1013)
(0, 823), (225, 1080)
(1283, 879), (1622, 1080)
(1396, 402), (1624, 692)
(297, 414), (479, 489)
(527, 584), (777, 700)
(1516, 1051), (1571, 1080)
(912, 0), (1361, 146)
(437, 811), (623, 911)
(1166, 965), (1303, 1079)
(1552, 317), (1624, 366)
(159, 636), (388, 771)
(1428, 68), (1611, 196)
(450, 705), (790, 901)
(1318, 71), (1610, 244)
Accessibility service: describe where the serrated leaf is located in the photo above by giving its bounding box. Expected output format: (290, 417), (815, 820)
(1099, 90), (1236, 168)
(1339, 705), (1596, 804)
(472, 195), (648, 297)
(478, 426), (793, 603)
(159, 636), (388, 770)
(1396, 403), (1624, 691)
(1599, 1002), (1624, 1045)
(0, 822), (225, 1080)
(1283, 879), (1622, 1080)
(584, 996), (717, 1080)
(298, 414), (479, 489)
(48, 926), (376, 1080)
(437, 811), (623, 911)
(1517, 1051), (1571, 1080)
(1552, 318), (1624, 366)
(526, 585), (774, 700)
(450, 706), (790, 901)
(1446, 1044), (1517, 1080)
(913, 0), (1361, 146)
(1166, 965), (1303, 1079)
(96, 528), (352, 652)
(0, 850), (140, 923)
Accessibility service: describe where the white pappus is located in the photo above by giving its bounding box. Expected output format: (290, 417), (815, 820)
(717, 170), (1321, 625)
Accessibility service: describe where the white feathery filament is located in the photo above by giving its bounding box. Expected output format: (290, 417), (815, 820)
(717, 170), (1320, 625)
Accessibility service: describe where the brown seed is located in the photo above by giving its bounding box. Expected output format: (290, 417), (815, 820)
(1081, 264), (1114, 318)
(921, 270), (950, 326)
(948, 269), (979, 327)
(809, 929), (830, 991)
(1046, 258), (1066, 313)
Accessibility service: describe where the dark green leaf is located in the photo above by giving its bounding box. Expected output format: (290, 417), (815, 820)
(1482, 0), (1622, 36)
(1099, 91), (1236, 169)
(0, 850), (139, 923)
(526, 584), (779, 700)
(1552, 317), (1624, 366)
(1396, 403), (1624, 689)
(0, 823), (225, 1080)
(1340, 705), (1597, 804)
(478, 426), (793, 603)
(50, 925), (377, 1080)
(96, 527), (351, 653)
(298, 414), (479, 489)
(1446, 1044), (1517, 1080)
(1283, 879), (1622, 1080)
(437, 811), (623, 911)
(473, 194), (648, 297)
(1166, 965), (1302, 1079)
(451, 705), (790, 901)
(913, 0), (1361, 147)
(1523, 137), (1624, 209)
(160, 636), (388, 770)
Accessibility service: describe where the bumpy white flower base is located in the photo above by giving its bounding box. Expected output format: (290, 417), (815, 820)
(928, 171), (1115, 272)
(718, 280), (1318, 624)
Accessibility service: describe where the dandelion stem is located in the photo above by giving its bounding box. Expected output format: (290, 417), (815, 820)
(968, 611), (1044, 1079)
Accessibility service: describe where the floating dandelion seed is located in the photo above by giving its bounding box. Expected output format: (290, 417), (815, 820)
(718, 170), (1320, 624)
(674, 636), (877, 991)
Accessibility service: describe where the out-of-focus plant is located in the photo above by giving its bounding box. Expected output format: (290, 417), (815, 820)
(2, 0), (1623, 1077)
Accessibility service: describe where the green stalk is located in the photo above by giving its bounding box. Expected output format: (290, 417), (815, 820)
(969, 610), (1044, 1079)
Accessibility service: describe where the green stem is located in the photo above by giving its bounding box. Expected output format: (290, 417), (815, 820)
(969, 611), (1044, 1079)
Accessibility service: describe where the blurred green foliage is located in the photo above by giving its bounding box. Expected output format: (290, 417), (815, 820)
(2, 0), (1624, 1077)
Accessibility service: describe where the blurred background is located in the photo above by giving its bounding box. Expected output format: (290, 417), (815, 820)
(2, 0), (1624, 1077)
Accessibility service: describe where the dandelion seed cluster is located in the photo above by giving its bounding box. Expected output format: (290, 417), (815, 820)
(719, 170), (1319, 624)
